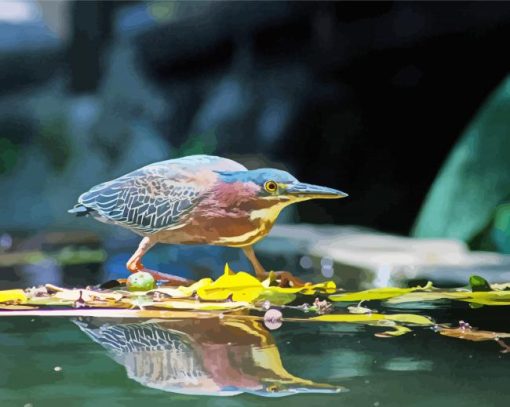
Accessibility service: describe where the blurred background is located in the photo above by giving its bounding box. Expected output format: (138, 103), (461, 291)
(2, 0), (510, 289)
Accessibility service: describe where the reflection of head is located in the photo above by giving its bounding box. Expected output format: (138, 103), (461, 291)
(74, 317), (342, 397)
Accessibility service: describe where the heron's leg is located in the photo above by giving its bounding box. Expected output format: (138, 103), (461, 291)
(242, 246), (306, 287)
(126, 237), (194, 285)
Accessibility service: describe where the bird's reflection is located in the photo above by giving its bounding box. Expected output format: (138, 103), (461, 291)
(74, 316), (343, 397)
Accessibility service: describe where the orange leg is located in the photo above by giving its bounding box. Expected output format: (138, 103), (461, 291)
(126, 237), (194, 286)
(242, 245), (306, 287)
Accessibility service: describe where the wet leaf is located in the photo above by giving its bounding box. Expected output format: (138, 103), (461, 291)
(489, 282), (510, 291)
(197, 264), (264, 302)
(329, 282), (433, 302)
(0, 289), (27, 304)
(387, 289), (510, 306)
(438, 326), (510, 341)
(375, 325), (412, 338)
(0, 308), (224, 319)
(347, 302), (375, 314)
(459, 291), (510, 306)
(301, 281), (337, 295)
(255, 289), (297, 306)
(195, 265), (337, 303)
(0, 304), (38, 310)
(148, 299), (250, 311)
(149, 287), (190, 299)
(310, 312), (433, 326)
(51, 287), (124, 303)
(176, 278), (214, 297)
(386, 291), (471, 304)
(25, 296), (74, 306)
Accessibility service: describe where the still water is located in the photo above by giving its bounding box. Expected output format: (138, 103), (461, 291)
(0, 300), (508, 407)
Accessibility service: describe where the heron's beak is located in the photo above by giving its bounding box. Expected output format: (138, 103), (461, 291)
(286, 182), (348, 200)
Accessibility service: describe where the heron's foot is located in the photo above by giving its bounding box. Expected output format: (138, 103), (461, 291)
(127, 262), (195, 286)
(258, 271), (307, 288)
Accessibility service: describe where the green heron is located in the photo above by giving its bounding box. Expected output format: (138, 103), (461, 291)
(69, 155), (347, 285)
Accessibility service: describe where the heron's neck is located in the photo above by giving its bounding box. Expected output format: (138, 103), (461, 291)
(199, 181), (288, 222)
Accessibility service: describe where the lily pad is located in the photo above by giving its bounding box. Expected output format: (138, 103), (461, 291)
(329, 282), (433, 302)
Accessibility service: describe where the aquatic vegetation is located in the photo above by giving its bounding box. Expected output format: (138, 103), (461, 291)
(329, 281), (433, 302)
(2, 268), (510, 344)
(330, 275), (510, 306)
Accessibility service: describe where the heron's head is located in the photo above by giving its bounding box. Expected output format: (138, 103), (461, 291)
(217, 168), (348, 205)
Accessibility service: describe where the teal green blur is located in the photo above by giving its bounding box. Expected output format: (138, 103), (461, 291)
(414, 75), (510, 250)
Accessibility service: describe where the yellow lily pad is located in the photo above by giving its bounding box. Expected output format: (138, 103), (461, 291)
(197, 264), (264, 302)
(255, 289), (297, 305)
(375, 325), (412, 338)
(301, 281), (337, 295)
(329, 282), (432, 302)
(386, 289), (510, 306)
(0, 289), (27, 304)
(177, 278), (214, 297)
(311, 312), (433, 326)
(0, 304), (38, 310)
(149, 299), (250, 311)
(52, 288), (124, 303)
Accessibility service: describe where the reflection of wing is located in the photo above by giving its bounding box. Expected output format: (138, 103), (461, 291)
(79, 167), (202, 234)
(73, 317), (342, 397)
(74, 320), (211, 387)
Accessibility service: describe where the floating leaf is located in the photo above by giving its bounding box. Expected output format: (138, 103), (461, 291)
(490, 282), (510, 291)
(149, 299), (250, 311)
(438, 326), (510, 341)
(385, 291), (470, 304)
(0, 308), (224, 319)
(0, 289), (27, 304)
(310, 312), (433, 326)
(0, 304), (38, 310)
(301, 281), (337, 295)
(176, 278), (214, 297)
(255, 289), (297, 306)
(459, 291), (510, 306)
(309, 312), (432, 338)
(387, 290), (510, 306)
(197, 265), (264, 302)
(149, 287), (190, 299)
(50, 287), (124, 303)
(348, 302), (376, 314)
(25, 296), (74, 306)
(329, 282), (433, 302)
(375, 325), (412, 338)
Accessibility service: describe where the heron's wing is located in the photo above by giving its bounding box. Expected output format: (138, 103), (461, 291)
(78, 166), (204, 234)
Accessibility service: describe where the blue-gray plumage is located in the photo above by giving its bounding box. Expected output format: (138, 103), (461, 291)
(70, 155), (347, 286)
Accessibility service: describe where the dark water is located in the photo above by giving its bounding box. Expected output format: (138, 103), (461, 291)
(0, 300), (509, 407)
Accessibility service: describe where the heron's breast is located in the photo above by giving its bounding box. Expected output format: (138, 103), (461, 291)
(155, 215), (270, 247)
(210, 201), (291, 247)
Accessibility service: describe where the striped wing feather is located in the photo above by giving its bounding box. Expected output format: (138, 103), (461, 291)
(79, 166), (202, 234)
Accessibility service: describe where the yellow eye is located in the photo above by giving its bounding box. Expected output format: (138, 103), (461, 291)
(264, 180), (278, 193)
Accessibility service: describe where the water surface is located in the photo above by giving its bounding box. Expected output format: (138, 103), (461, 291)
(1, 300), (508, 406)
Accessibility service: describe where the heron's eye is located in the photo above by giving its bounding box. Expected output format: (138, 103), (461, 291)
(264, 180), (278, 193)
